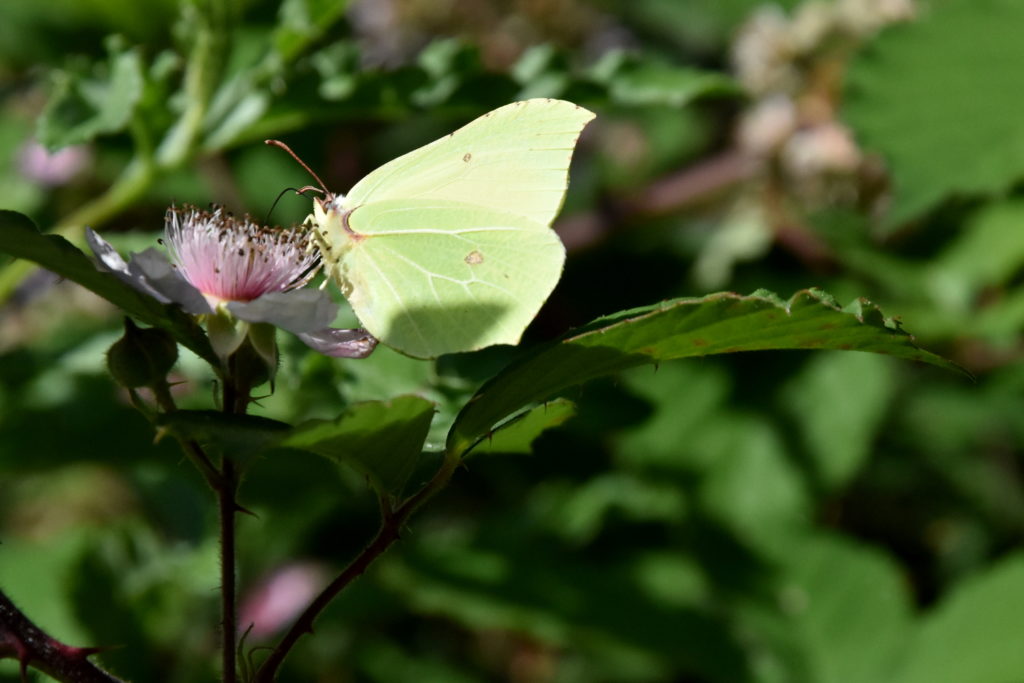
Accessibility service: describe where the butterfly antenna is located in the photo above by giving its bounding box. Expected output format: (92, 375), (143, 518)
(265, 139), (330, 194)
(264, 186), (324, 226)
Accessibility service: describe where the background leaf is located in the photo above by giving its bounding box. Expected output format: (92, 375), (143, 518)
(893, 554), (1024, 683)
(845, 0), (1024, 227)
(740, 533), (913, 683)
(37, 40), (144, 149)
(780, 352), (895, 492)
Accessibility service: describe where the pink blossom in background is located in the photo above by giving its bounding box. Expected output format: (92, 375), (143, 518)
(18, 141), (90, 187)
(239, 563), (328, 639)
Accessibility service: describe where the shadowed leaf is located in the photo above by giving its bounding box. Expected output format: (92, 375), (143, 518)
(282, 395), (435, 495)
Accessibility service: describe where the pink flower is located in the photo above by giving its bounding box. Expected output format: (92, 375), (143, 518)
(18, 141), (90, 187)
(239, 563), (328, 639)
(86, 205), (377, 359)
(164, 205), (320, 306)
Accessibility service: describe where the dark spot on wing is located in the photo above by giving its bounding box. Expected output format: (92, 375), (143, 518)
(465, 250), (484, 265)
(463, 152), (472, 162)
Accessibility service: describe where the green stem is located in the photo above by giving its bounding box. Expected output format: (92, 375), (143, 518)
(252, 451), (462, 683)
(158, 0), (228, 168)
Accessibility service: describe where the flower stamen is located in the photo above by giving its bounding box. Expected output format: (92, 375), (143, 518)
(164, 205), (321, 305)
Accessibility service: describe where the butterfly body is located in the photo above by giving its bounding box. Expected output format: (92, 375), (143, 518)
(309, 99), (595, 358)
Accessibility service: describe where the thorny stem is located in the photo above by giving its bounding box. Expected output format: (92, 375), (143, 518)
(218, 355), (249, 683)
(219, 457), (239, 683)
(127, 357), (244, 683)
(0, 588), (125, 683)
(145, 354), (243, 683)
(252, 451), (462, 683)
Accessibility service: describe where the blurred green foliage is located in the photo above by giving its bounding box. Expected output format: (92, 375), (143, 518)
(2, 0), (1024, 681)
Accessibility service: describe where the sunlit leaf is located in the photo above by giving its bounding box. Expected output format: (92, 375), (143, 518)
(741, 533), (913, 683)
(466, 397), (576, 457)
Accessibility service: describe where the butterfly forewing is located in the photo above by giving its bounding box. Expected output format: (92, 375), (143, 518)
(343, 99), (595, 227)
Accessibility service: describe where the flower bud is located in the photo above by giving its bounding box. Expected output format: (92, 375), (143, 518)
(106, 318), (179, 388)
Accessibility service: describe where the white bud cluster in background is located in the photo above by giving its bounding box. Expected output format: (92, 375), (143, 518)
(731, 0), (916, 207)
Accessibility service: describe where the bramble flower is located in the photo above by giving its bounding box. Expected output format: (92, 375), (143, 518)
(86, 205), (376, 361)
(18, 140), (90, 187)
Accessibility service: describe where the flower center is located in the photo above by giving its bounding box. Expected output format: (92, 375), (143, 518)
(164, 205), (320, 304)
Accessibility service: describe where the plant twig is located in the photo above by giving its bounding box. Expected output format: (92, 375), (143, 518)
(219, 456), (239, 683)
(217, 354), (250, 683)
(0, 588), (125, 683)
(252, 452), (462, 682)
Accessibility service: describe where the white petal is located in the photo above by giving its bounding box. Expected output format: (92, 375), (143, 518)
(128, 248), (212, 314)
(296, 328), (378, 358)
(227, 289), (337, 334)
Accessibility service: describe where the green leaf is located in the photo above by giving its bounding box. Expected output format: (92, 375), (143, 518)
(616, 362), (732, 469)
(845, 0), (1024, 227)
(591, 51), (740, 107)
(0, 210), (216, 364)
(37, 39), (145, 149)
(447, 289), (962, 457)
(780, 352), (895, 491)
(358, 639), (481, 683)
(381, 540), (751, 682)
(0, 210), (216, 366)
(742, 533), (913, 683)
(696, 414), (810, 547)
(544, 472), (688, 544)
(274, 0), (350, 62)
(615, 364), (808, 550)
(282, 395), (435, 495)
(466, 397), (576, 457)
(930, 199), (1024, 311)
(158, 410), (291, 465)
(0, 531), (93, 646)
(893, 554), (1024, 683)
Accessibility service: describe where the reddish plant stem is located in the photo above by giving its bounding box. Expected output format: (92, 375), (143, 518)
(252, 453), (461, 683)
(0, 589), (124, 683)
